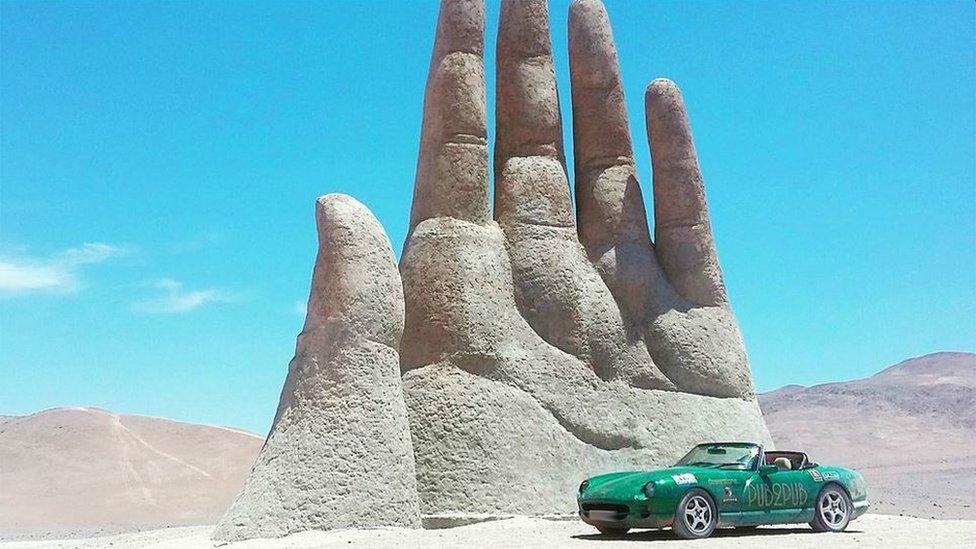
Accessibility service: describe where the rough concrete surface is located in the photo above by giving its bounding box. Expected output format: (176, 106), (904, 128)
(398, 0), (771, 518)
(212, 195), (421, 541)
(4, 515), (974, 549)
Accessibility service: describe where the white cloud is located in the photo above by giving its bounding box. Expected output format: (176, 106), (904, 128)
(292, 300), (308, 316)
(131, 278), (232, 314)
(167, 231), (223, 254)
(0, 243), (129, 297)
(57, 243), (128, 266)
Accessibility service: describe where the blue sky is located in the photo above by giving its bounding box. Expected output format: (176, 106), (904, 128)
(1, 0), (973, 434)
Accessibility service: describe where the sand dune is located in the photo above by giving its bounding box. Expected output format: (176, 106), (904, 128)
(0, 407), (263, 539)
(759, 351), (976, 519)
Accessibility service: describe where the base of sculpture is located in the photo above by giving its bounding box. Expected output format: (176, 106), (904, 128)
(404, 363), (771, 516)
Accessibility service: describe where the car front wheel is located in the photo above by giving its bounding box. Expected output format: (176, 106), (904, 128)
(672, 488), (717, 539)
(809, 484), (853, 533)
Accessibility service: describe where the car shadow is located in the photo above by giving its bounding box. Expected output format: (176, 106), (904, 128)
(573, 527), (863, 542)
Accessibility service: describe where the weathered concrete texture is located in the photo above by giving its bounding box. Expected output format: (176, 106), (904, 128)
(399, 217), (771, 515)
(213, 195), (420, 541)
(397, 0), (770, 517)
(409, 0), (490, 230)
(645, 78), (728, 308)
(566, 0), (752, 398)
(569, 0), (648, 257)
(493, 0), (672, 391)
(404, 362), (770, 516)
(219, 0), (771, 528)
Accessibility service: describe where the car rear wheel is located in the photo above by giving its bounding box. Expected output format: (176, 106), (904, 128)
(809, 484), (852, 533)
(672, 489), (717, 539)
(595, 525), (630, 536)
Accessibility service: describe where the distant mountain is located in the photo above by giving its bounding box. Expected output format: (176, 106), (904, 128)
(0, 407), (263, 539)
(760, 352), (976, 520)
(873, 352), (976, 387)
(2, 354), (972, 539)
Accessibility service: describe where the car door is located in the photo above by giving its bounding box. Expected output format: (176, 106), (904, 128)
(747, 468), (812, 523)
(708, 470), (766, 526)
(735, 470), (769, 525)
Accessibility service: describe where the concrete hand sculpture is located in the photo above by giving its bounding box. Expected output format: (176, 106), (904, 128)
(216, 0), (771, 540)
(401, 0), (770, 517)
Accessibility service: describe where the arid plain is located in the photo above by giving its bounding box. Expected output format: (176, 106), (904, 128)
(1, 352), (973, 547)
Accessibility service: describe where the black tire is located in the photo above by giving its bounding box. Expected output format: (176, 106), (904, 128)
(809, 483), (853, 533)
(595, 525), (630, 536)
(672, 488), (717, 539)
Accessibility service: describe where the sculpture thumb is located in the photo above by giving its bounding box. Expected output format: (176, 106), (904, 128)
(212, 194), (421, 541)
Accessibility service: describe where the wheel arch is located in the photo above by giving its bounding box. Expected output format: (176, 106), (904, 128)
(677, 483), (719, 513)
(820, 480), (852, 500)
(685, 485), (719, 509)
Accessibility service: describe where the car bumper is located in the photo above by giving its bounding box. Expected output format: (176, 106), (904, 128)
(852, 499), (870, 520)
(578, 500), (672, 530)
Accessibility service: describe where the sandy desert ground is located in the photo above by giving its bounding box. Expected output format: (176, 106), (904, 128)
(2, 515), (975, 549)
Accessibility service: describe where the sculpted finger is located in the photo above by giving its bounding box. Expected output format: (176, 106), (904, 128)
(494, 0), (573, 228)
(569, 0), (649, 256)
(645, 79), (728, 306)
(214, 194), (420, 540)
(409, 0), (490, 232)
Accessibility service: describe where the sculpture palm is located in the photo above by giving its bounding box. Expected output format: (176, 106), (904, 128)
(400, 0), (769, 515)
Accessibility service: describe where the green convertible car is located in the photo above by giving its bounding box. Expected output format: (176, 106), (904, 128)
(578, 442), (869, 539)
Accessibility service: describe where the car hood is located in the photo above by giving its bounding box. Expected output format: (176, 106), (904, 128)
(583, 466), (706, 499)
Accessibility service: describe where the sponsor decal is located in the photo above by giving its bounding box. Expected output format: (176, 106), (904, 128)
(723, 486), (737, 503)
(708, 478), (737, 486)
(672, 473), (697, 485)
(746, 482), (809, 508)
(809, 470), (823, 482)
(822, 472), (840, 481)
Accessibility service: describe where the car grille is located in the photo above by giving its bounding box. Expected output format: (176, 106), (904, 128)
(581, 502), (630, 521)
(581, 503), (630, 513)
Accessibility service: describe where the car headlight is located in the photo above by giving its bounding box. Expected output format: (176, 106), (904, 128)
(579, 480), (589, 494)
(643, 482), (655, 498)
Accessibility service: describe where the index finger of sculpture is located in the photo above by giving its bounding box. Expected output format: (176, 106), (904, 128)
(569, 0), (650, 256)
(408, 0), (490, 232)
(493, 0), (574, 228)
(645, 79), (728, 306)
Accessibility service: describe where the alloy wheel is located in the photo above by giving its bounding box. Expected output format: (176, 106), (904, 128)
(819, 489), (848, 528)
(684, 494), (713, 534)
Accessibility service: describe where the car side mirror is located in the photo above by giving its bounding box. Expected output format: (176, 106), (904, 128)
(759, 464), (777, 476)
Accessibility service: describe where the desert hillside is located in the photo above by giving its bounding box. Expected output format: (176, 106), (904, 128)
(1, 353), (971, 541)
(0, 407), (263, 539)
(760, 351), (976, 519)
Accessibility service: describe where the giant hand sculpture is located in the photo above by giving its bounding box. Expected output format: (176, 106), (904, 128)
(216, 0), (771, 540)
(400, 0), (769, 516)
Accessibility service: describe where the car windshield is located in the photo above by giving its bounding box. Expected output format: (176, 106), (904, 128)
(675, 443), (760, 470)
